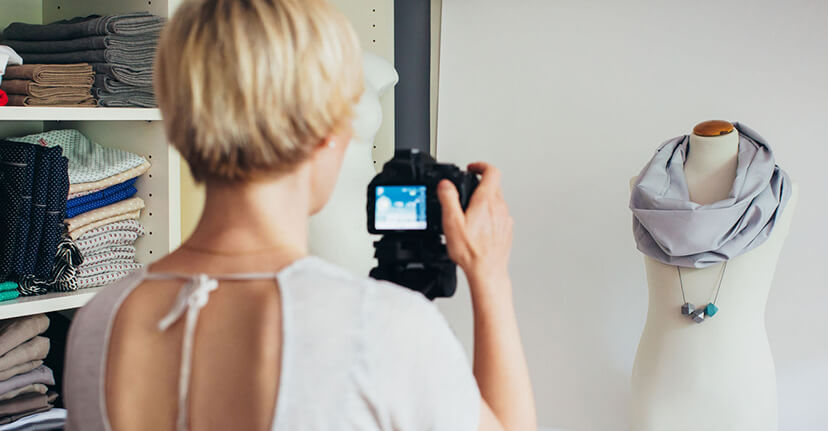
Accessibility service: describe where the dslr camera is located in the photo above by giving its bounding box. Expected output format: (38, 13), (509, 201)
(366, 149), (479, 299)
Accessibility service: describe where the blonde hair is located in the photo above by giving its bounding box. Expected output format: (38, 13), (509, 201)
(155, 0), (364, 182)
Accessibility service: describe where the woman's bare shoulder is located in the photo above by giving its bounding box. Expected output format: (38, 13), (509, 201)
(72, 269), (149, 333)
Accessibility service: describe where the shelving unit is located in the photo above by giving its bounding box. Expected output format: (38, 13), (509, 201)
(0, 289), (102, 320)
(0, 107), (162, 122)
(1, 1), (399, 318)
(0, 0), (182, 319)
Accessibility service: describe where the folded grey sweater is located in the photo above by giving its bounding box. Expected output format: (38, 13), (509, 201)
(0, 315), (48, 357)
(3, 34), (159, 54)
(2, 12), (165, 41)
(96, 89), (157, 108)
(91, 63), (152, 87)
(21, 47), (156, 66)
(0, 337), (49, 373)
(0, 366), (54, 398)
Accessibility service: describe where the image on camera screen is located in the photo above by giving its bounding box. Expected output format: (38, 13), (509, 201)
(375, 186), (427, 230)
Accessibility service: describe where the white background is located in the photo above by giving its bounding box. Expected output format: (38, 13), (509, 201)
(435, 1), (828, 429)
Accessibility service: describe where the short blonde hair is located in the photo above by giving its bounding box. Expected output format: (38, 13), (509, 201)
(155, 0), (364, 182)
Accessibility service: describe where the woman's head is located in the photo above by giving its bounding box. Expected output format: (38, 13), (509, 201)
(155, 0), (364, 186)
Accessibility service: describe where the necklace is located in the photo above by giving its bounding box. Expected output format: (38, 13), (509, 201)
(180, 243), (286, 256)
(678, 261), (728, 324)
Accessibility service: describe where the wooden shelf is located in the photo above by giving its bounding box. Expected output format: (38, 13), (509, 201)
(0, 288), (102, 319)
(0, 107), (162, 122)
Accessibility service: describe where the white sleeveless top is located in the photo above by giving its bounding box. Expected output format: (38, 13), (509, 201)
(63, 257), (480, 431)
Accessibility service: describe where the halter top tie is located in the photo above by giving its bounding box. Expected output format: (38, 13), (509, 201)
(147, 271), (282, 431)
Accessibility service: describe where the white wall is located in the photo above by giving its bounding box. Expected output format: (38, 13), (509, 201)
(435, 1), (828, 430)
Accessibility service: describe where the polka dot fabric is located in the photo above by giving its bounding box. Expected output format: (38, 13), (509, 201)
(67, 178), (137, 211)
(37, 154), (70, 278)
(65, 184), (137, 218)
(0, 140), (69, 281)
(66, 197), (144, 234)
(7, 129), (147, 185)
(69, 161), (150, 195)
(69, 210), (141, 240)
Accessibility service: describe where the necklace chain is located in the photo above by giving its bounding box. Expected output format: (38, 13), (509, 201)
(677, 261), (728, 306)
(180, 243), (285, 256)
(677, 261), (729, 323)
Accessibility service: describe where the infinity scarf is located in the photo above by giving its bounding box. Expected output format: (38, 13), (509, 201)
(630, 123), (791, 268)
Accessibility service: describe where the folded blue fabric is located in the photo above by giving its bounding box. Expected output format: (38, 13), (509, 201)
(0, 141), (68, 280)
(67, 177), (137, 209)
(66, 182), (137, 219)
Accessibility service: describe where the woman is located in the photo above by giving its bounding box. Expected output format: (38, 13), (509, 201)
(64, 0), (536, 430)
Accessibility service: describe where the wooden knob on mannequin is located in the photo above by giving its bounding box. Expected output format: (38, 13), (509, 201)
(693, 120), (734, 137)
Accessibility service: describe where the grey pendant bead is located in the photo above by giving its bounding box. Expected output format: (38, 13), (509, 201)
(690, 309), (706, 323)
(681, 303), (695, 315)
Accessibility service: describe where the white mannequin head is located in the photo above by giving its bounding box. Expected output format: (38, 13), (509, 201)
(350, 51), (399, 148)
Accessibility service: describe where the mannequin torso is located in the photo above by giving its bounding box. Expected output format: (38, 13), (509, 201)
(309, 53), (398, 276)
(629, 126), (799, 431)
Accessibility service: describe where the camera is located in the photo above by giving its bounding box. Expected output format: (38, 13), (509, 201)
(366, 149), (479, 299)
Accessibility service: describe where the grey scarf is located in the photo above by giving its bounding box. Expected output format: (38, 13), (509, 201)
(630, 123), (791, 268)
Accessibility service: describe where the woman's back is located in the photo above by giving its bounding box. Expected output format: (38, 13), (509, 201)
(64, 257), (481, 431)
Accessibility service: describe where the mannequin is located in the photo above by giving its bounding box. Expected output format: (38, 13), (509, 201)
(308, 52), (398, 276)
(629, 121), (799, 431)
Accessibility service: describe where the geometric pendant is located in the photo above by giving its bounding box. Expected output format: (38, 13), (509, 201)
(705, 303), (719, 318)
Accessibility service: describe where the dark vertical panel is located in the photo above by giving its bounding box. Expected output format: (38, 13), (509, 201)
(394, 0), (431, 152)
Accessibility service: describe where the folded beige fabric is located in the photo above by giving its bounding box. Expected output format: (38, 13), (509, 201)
(69, 160), (150, 194)
(0, 384), (47, 402)
(69, 210), (142, 240)
(67, 197), (145, 233)
(3, 64), (95, 86)
(7, 93), (97, 106)
(1, 79), (92, 98)
(0, 337), (49, 373)
(0, 404), (52, 425)
(0, 361), (42, 382)
(0, 315), (49, 357)
(0, 391), (56, 417)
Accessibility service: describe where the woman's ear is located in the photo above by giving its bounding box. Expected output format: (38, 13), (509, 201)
(307, 131), (352, 214)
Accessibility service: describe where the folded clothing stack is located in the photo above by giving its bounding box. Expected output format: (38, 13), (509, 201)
(8, 129), (149, 289)
(2, 12), (166, 107)
(0, 64), (94, 106)
(0, 45), (24, 106)
(0, 315), (63, 429)
(0, 283), (17, 303)
(0, 140), (69, 290)
(74, 220), (145, 289)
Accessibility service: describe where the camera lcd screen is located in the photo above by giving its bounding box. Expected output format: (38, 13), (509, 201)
(374, 186), (427, 230)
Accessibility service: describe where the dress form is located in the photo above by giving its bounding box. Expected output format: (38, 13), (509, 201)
(629, 121), (799, 431)
(308, 53), (398, 276)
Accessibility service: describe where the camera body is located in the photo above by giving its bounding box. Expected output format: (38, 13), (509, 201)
(367, 149), (478, 235)
(366, 149), (478, 300)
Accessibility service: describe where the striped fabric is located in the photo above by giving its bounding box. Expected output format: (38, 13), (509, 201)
(76, 270), (136, 289)
(81, 249), (136, 268)
(77, 262), (142, 278)
(74, 218), (144, 289)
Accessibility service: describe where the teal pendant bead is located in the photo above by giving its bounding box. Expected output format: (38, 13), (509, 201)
(705, 303), (719, 317)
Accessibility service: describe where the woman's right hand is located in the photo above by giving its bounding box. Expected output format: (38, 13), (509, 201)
(437, 162), (514, 297)
(439, 164), (536, 431)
